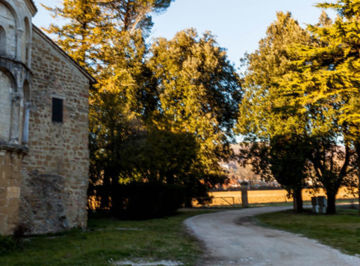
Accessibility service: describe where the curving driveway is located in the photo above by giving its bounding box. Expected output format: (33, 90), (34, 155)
(185, 207), (360, 266)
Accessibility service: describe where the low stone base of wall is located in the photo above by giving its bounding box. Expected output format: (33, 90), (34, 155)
(0, 149), (23, 235)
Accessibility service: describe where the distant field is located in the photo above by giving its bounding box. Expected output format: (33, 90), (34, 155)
(195, 188), (358, 207)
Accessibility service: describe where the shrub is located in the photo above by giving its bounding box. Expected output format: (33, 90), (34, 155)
(111, 183), (186, 219)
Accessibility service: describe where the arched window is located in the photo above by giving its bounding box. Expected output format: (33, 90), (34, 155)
(0, 69), (14, 142)
(0, 2), (16, 58)
(0, 26), (6, 55)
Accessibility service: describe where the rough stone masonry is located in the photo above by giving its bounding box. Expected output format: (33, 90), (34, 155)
(0, 0), (96, 235)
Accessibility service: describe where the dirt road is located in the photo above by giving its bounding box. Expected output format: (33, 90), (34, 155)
(185, 207), (360, 266)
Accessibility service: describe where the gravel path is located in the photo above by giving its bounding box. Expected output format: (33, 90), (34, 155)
(185, 207), (360, 266)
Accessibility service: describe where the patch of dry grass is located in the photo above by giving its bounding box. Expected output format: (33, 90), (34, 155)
(196, 187), (357, 207)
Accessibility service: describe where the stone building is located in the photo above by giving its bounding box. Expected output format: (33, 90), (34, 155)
(0, 0), (95, 235)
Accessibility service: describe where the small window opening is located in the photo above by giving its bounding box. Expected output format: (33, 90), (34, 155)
(52, 98), (63, 123)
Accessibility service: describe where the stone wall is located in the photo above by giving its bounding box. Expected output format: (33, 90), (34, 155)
(0, 0), (92, 236)
(0, 0), (35, 64)
(0, 148), (24, 235)
(0, 0), (35, 236)
(19, 28), (90, 234)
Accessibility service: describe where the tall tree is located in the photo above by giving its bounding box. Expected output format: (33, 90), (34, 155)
(279, 1), (360, 213)
(99, 0), (174, 35)
(94, 0), (174, 117)
(43, 0), (103, 71)
(236, 12), (313, 212)
(45, 0), (174, 98)
(47, 1), (242, 208)
(46, 0), (175, 209)
(148, 29), (242, 182)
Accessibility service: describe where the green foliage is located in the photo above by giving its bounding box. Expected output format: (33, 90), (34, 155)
(269, 135), (311, 190)
(87, 27), (240, 207)
(268, 135), (312, 212)
(274, 1), (360, 213)
(118, 129), (198, 184)
(149, 29), (242, 177)
(237, 12), (312, 140)
(48, 0), (242, 209)
(43, 0), (103, 71)
(237, 3), (360, 214)
(236, 12), (313, 212)
(48, 0), (164, 173)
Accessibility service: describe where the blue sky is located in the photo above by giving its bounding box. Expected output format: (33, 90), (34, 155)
(33, 0), (333, 68)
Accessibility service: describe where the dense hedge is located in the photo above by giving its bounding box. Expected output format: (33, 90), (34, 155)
(111, 183), (186, 219)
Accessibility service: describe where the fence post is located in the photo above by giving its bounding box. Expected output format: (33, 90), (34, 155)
(241, 181), (249, 208)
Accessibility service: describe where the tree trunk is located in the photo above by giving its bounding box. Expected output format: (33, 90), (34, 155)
(293, 188), (303, 213)
(355, 142), (360, 215)
(326, 191), (337, 214)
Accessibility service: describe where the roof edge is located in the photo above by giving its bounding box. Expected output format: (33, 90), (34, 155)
(32, 25), (97, 84)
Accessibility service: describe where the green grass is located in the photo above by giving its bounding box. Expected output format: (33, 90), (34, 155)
(0, 210), (212, 266)
(256, 208), (360, 255)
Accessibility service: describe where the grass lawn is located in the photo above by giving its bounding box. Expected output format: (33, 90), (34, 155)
(256, 208), (360, 255)
(0, 210), (212, 266)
